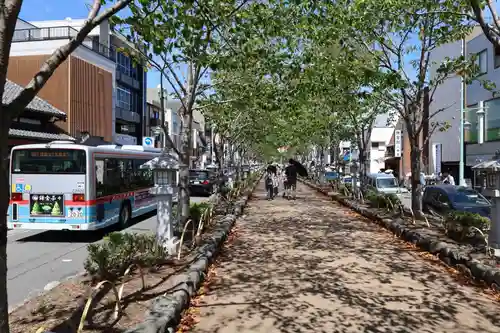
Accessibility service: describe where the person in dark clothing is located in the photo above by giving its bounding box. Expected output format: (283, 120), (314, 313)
(284, 159), (297, 200)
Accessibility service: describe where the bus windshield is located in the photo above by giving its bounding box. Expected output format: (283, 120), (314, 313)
(11, 149), (86, 174)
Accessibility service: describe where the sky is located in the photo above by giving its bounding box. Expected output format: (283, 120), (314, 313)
(19, 0), (164, 89)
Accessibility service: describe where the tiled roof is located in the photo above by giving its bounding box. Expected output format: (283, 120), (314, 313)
(3, 80), (66, 118)
(9, 128), (75, 141)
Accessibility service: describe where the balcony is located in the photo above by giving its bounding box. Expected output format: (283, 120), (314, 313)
(116, 107), (140, 123)
(13, 26), (116, 61)
(116, 70), (140, 90)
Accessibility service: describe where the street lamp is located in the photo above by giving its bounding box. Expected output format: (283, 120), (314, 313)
(459, 118), (472, 186)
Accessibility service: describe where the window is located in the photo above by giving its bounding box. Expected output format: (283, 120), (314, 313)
(453, 188), (489, 205)
(95, 157), (154, 197)
(371, 142), (379, 148)
(117, 52), (131, 76)
(475, 49), (487, 75)
(117, 86), (131, 111)
(376, 177), (398, 188)
(465, 103), (478, 143)
(485, 98), (500, 141)
(11, 149), (86, 174)
(495, 45), (500, 68)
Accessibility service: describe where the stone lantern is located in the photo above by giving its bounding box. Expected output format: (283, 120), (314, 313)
(141, 152), (179, 255)
(472, 151), (500, 257)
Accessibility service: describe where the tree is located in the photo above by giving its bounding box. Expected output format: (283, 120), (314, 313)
(333, 0), (477, 214)
(0, 1), (132, 331)
(466, 0), (500, 47)
(114, 0), (264, 223)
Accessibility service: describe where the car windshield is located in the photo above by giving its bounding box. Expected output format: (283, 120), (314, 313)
(376, 177), (398, 188)
(189, 171), (209, 180)
(453, 188), (489, 205)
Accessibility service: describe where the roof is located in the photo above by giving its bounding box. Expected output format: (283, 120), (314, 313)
(425, 185), (465, 193)
(367, 173), (396, 179)
(3, 80), (66, 118)
(9, 128), (74, 141)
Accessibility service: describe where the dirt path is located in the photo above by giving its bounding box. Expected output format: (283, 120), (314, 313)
(190, 182), (500, 333)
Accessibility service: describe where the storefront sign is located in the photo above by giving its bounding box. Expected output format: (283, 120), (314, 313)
(394, 130), (402, 157)
(435, 143), (442, 174)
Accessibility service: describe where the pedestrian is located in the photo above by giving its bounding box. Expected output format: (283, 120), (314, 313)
(442, 170), (455, 185)
(284, 159), (298, 200)
(265, 164), (277, 200)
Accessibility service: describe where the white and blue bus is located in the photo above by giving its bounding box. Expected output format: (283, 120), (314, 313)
(8, 141), (162, 231)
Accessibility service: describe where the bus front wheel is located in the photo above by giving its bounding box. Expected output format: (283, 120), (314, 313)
(119, 202), (131, 228)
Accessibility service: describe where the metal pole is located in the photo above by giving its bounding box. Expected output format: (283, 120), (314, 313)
(159, 75), (167, 150)
(459, 37), (466, 186)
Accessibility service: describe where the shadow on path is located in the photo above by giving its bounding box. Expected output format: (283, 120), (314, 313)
(191, 181), (500, 333)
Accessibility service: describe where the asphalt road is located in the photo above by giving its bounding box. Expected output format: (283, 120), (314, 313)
(6, 196), (208, 311)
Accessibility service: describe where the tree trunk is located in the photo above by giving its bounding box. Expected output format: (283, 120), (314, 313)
(179, 106), (193, 223)
(0, 111), (11, 333)
(409, 138), (423, 215)
(358, 145), (366, 187)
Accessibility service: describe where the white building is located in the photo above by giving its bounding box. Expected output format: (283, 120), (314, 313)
(427, 27), (483, 176)
(366, 113), (396, 174)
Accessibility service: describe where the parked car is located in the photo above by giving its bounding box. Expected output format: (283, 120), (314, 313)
(365, 173), (408, 195)
(189, 169), (217, 196)
(422, 185), (491, 218)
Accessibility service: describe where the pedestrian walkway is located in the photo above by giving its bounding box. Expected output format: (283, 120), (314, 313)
(191, 182), (500, 333)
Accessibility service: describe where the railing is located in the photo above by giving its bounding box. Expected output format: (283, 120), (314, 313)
(13, 26), (116, 61)
(116, 106), (140, 123)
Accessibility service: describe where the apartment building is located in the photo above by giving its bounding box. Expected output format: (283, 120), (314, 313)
(8, 17), (147, 145)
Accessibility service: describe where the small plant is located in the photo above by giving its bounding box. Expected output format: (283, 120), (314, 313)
(364, 190), (401, 211)
(445, 211), (490, 240)
(189, 202), (211, 223)
(84, 232), (166, 282)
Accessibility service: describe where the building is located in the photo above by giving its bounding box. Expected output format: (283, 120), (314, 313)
(145, 88), (207, 167)
(464, 31), (500, 171)
(8, 17), (147, 145)
(5, 79), (74, 151)
(427, 27), (483, 179)
(366, 114), (395, 174)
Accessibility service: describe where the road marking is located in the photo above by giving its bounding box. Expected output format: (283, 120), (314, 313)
(61, 259), (72, 262)
(44, 281), (60, 291)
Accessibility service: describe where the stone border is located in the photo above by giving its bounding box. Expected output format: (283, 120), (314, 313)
(124, 173), (262, 333)
(299, 178), (500, 289)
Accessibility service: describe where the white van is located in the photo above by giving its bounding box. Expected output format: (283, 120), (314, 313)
(366, 173), (408, 195)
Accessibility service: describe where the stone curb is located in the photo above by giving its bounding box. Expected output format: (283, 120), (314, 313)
(124, 174), (262, 333)
(299, 178), (500, 289)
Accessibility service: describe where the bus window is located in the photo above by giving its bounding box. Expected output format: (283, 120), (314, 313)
(11, 149), (86, 174)
(96, 157), (154, 197)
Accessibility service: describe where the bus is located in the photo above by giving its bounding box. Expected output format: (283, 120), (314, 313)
(8, 141), (163, 231)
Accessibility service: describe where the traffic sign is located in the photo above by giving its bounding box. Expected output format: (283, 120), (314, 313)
(142, 137), (155, 147)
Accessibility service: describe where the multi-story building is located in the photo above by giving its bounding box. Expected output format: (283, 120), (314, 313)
(8, 17), (146, 145)
(366, 113), (396, 174)
(427, 27), (483, 180)
(464, 32), (500, 169)
(145, 88), (206, 167)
